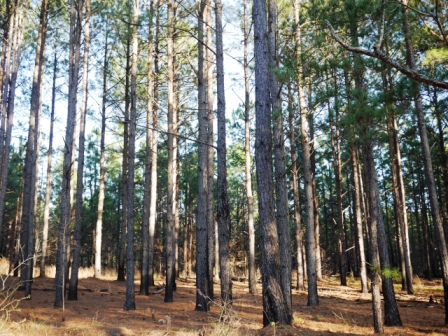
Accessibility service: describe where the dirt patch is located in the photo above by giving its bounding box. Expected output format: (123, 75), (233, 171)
(1, 276), (447, 335)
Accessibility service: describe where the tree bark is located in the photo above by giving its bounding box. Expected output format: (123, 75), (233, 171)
(164, 0), (176, 303)
(330, 96), (347, 286)
(94, 26), (109, 280)
(268, 0), (292, 312)
(148, 4), (160, 287)
(254, 0), (291, 326)
(68, 0), (91, 301)
(118, 36), (131, 283)
(205, 2), (215, 300)
(293, 0), (318, 307)
(54, 0), (82, 308)
(288, 85), (304, 291)
(40, 42), (57, 278)
(195, 0), (209, 312)
(243, 0), (257, 295)
(19, 0), (48, 298)
(401, 0), (448, 322)
(351, 147), (368, 294)
(140, 0), (155, 296)
(123, 0), (139, 311)
(215, 0), (232, 314)
(0, 1), (29, 240)
(362, 144), (384, 334)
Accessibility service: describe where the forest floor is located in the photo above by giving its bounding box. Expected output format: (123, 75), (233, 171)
(1, 273), (447, 335)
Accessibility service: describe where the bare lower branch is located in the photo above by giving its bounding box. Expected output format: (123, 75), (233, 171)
(324, 20), (448, 90)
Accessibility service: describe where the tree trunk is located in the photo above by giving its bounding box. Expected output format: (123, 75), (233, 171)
(362, 144), (384, 334)
(0, 1), (29, 240)
(253, 0), (291, 326)
(40, 41), (57, 278)
(205, 2), (215, 300)
(68, 0), (91, 301)
(215, 0), (232, 314)
(363, 142), (402, 327)
(330, 98), (347, 286)
(140, 0), (155, 296)
(147, 5), (160, 287)
(54, 0), (82, 308)
(351, 147), (368, 294)
(123, 0), (139, 311)
(269, 0), (292, 312)
(288, 85), (304, 291)
(164, 0), (176, 303)
(19, 0), (48, 298)
(293, 0), (318, 307)
(195, 0), (210, 312)
(243, 0), (257, 296)
(118, 36), (131, 283)
(94, 27), (109, 280)
(401, 0), (448, 321)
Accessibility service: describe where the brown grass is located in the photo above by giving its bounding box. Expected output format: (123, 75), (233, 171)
(0, 269), (447, 336)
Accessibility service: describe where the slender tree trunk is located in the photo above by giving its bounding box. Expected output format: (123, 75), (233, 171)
(20, 0), (48, 298)
(196, 0), (209, 312)
(40, 42), (57, 278)
(380, 48), (414, 294)
(205, 2), (215, 300)
(54, 0), (82, 308)
(0, 1), (29, 239)
(94, 28), (109, 280)
(242, 0), (257, 295)
(123, 0), (139, 311)
(268, 0), (292, 312)
(68, 0), (91, 301)
(118, 36), (131, 283)
(164, 0), (176, 303)
(215, 0), (232, 314)
(351, 147), (368, 293)
(288, 86), (304, 291)
(401, 0), (448, 321)
(140, 0), (155, 296)
(362, 144), (384, 334)
(432, 88), (448, 235)
(253, 0), (291, 326)
(293, 0), (318, 307)
(330, 99), (347, 286)
(148, 4), (160, 287)
(363, 142), (402, 327)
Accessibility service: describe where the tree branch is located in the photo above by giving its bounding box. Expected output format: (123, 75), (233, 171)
(324, 20), (448, 90)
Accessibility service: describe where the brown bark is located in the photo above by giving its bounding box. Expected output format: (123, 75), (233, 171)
(68, 0), (91, 301)
(294, 0), (318, 307)
(401, 0), (448, 322)
(94, 27), (108, 280)
(54, 0), (82, 308)
(195, 0), (209, 312)
(164, 0), (176, 303)
(243, 0), (256, 295)
(351, 147), (368, 294)
(288, 85), (304, 291)
(40, 42), (57, 278)
(254, 0), (291, 325)
(269, 0), (292, 313)
(140, 0), (155, 296)
(330, 101), (347, 286)
(362, 145), (384, 334)
(215, 0), (232, 313)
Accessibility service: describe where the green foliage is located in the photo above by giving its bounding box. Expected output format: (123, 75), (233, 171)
(382, 267), (401, 280)
(423, 48), (448, 67)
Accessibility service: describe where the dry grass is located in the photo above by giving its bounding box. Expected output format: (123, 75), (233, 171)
(0, 268), (447, 335)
